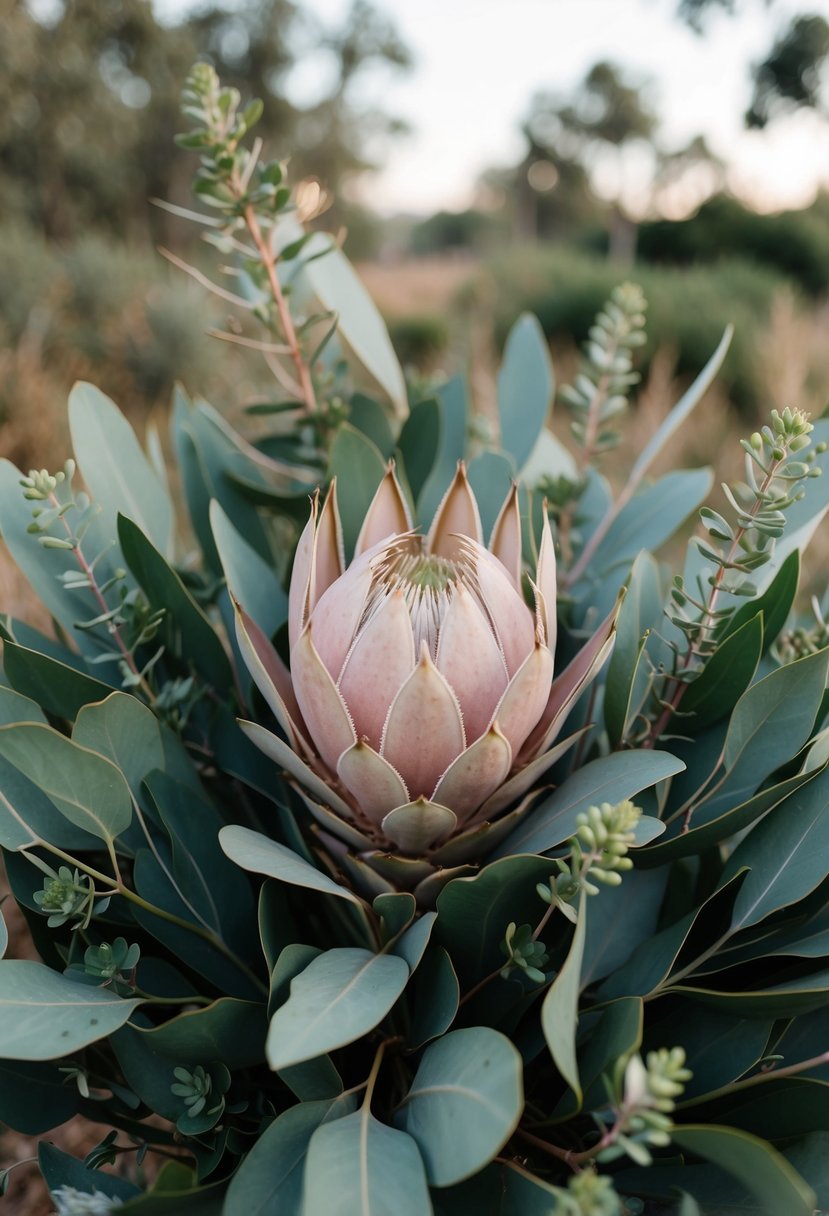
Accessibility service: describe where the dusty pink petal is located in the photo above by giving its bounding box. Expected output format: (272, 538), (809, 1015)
(308, 481), (344, 614)
(234, 601), (312, 757)
(536, 507), (558, 654)
(426, 462), (483, 562)
(472, 543), (535, 675)
(435, 583), (508, 743)
(519, 601), (617, 763)
(355, 463), (412, 556)
(337, 739), (410, 823)
(307, 563), (372, 684)
(288, 492), (318, 651)
(381, 799), (457, 853)
(478, 727), (589, 819)
(490, 642), (554, 756)
(381, 642), (466, 800)
(431, 725), (512, 824)
(489, 482), (522, 590)
(291, 623), (356, 772)
(338, 590), (416, 748)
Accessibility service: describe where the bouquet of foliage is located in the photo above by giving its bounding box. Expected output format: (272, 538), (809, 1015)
(2, 65), (829, 1216)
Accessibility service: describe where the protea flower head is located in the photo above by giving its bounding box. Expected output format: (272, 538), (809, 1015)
(235, 463), (615, 901)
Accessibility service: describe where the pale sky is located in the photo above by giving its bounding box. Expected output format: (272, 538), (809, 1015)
(161, 0), (829, 215)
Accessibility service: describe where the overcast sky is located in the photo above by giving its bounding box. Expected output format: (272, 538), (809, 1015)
(161, 0), (829, 215)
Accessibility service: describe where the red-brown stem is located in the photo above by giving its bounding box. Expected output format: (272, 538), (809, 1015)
(243, 203), (318, 416)
(643, 453), (784, 750)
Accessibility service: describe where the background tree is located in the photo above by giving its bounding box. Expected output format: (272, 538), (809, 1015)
(676, 0), (829, 128)
(0, 0), (411, 243)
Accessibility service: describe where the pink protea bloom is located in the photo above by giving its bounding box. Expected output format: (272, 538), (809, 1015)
(236, 462), (615, 895)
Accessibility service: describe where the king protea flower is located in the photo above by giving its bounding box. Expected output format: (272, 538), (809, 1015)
(235, 463), (615, 901)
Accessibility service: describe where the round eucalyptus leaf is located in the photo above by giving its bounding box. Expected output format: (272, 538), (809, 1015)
(73, 691), (164, 800)
(303, 1110), (431, 1216)
(395, 1026), (523, 1186)
(0, 961), (140, 1060)
(0, 722), (132, 843)
(267, 948), (409, 1070)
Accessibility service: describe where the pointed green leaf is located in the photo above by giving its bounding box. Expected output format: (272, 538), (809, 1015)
(69, 382), (173, 557)
(724, 766), (829, 930)
(301, 234), (407, 420)
(267, 948), (409, 1069)
(494, 750), (685, 858)
(541, 893), (587, 1102)
(219, 825), (361, 905)
(209, 501), (287, 637)
(671, 1125), (814, 1216)
(604, 551), (663, 746)
(680, 614), (763, 731)
(117, 513), (232, 688)
(497, 313), (553, 471)
(223, 1096), (353, 1216)
(328, 423), (387, 558)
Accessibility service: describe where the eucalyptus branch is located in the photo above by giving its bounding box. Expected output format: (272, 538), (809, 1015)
(645, 407), (823, 751)
(522, 1047), (692, 1173)
(23, 837), (267, 997)
(551, 284), (646, 568)
(174, 62), (325, 418)
(20, 464), (161, 703)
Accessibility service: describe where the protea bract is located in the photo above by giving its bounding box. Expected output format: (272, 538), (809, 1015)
(235, 463), (615, 901)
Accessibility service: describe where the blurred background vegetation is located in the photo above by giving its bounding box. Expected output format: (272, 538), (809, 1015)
(0, 0), (828, 485)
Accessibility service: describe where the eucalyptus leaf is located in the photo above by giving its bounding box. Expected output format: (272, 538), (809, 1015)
(541, 893), (586, 1102)
(0, 1059), (80, 1133)
(210, 500), (288, 638)
(267, 948), (410, 1069)
(680, 614), (763, 731)
(72, 691), (164, 800)
(0, 960), (139, 1059)
(0, 722), (132, 842)
(220, 825), (361, 905)
(395, 1027), (523, 1187)
(397, 397), (440, 507)
(118, 513), (232, 689)
(223, 1096), (354, 1216)
(671, 1125), (815, 1216)
(39, 1142), (141, 1203)
(0, 685), (47, 726)
(466, 451), (515, 539)
(328, 423), (387, 558)
(497, 313), (553, 471)
(300, 232), (407, 419)
(494, 750), (684, 858)
(303, 1111), (432, 1216)
(687, 647), (829, 823)
(69, 381), (173, 557)
(416, 377), (468, 525)
(2, 638), (117, 719)
(724, 766), (829, 931)
(604, 551), (663, 746)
